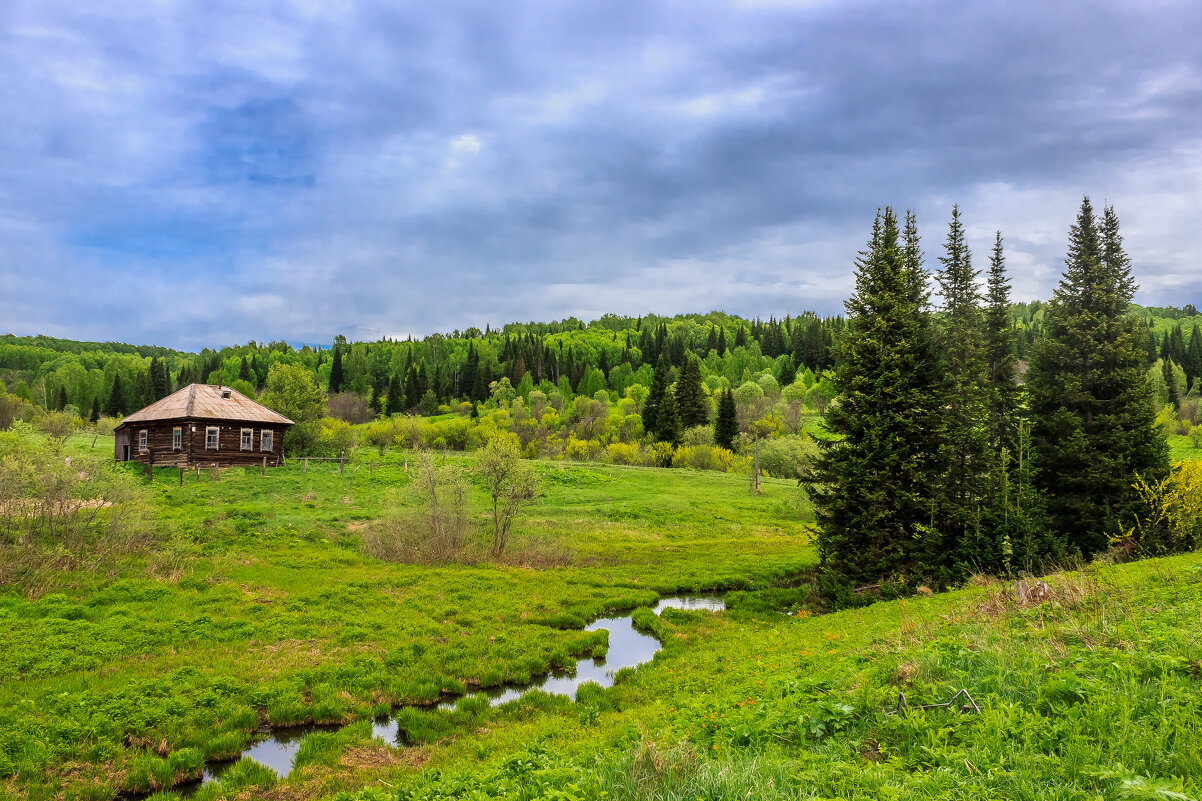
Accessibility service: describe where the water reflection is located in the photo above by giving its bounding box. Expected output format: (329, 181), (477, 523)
(182, 595), (725, 790)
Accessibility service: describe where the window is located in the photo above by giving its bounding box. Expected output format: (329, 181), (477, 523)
(241, 428), (252, 450)
(260, 430), (273, 452)
(172, 427), (181, 450)
(138, 430), (148, 453)
(206, 427), (219, 449)
(221, 390), (231, 399)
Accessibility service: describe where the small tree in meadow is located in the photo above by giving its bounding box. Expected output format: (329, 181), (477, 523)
(476, 437), (539, 558)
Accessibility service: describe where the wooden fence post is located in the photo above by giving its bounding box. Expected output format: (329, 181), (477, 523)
(145, 462), (152, 482)
(261, 456), (266, 477)
(368, 460), (374, 476)
(303, 458), (309, 474)
(339, 455), (345, 476)
(178, 467), (184, 488)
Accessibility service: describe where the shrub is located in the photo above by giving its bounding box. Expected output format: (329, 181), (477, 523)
(606, 442), (640, 465)
(361, 454), (473, 564)
(756, 434), (818, 480)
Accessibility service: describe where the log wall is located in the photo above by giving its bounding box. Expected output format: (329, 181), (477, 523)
(118, 419), (288, 467)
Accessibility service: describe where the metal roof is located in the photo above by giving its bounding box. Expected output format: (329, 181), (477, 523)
(118, 384), (294, 426)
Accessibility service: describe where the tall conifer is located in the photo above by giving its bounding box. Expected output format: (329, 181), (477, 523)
(1028, 198), (1169, 556)
(329, 346), (344, 394)
(714, 388), (738, 449)
(642, 356), (669, 437)
(805, 208), (946, 589)
(934, 206), (990, 566)
(655, 390), (682, 445)
(674, 353), (708, 428)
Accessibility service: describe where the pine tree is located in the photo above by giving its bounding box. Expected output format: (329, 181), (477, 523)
(1028, 198), (1169, 557)
(655, 390), (682, 445)
(104, 373), (125, 417)
(804, 208), (947, 589)
(329, 345), (344, 394)
(674, 353), (709, 429)
(1185, 324), (1202, 387)
(459, 343), (478, 398)
(714, 388), (738, 449)
(150, 357), (170, 400)
(934, 205), (991, 567)
(89, 397), (100, 423)
(133, 370), (153, 410)
(642, 356), (669, 437)
(717, 327), (727, 355)
(386, 374), (404, 415)
(982, 231), (1033, 571)
(734, 326), (747, 349)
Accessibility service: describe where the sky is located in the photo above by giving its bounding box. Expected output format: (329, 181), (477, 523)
(2, 0), (1201, 350)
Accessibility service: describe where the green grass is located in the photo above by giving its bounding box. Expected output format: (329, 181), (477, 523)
(339, 553), (1202, 801)
(1168, 433), (1202, 462)
(4, 433), (1201, 800)
(0, 434), (814, 800)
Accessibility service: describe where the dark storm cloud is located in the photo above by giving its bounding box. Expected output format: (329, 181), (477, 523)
(2, 0), (1201, 348)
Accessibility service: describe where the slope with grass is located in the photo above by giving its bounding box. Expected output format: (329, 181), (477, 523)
(332, 554), (1202, 801)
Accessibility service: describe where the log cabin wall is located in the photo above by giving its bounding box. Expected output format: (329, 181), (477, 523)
(124, 419), (287, 467)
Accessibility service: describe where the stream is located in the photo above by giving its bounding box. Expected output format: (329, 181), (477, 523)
(184, 594), (725, 790)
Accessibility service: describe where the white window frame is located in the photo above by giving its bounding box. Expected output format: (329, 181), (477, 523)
(138, 430), (148, 453)
(172, 427), (181, 450)
(205, 426), (219, 449)
(240, 428), (253, 450)
(260, 430), (273, 452)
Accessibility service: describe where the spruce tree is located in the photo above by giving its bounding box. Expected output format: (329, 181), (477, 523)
(89, 397), (100, 423)
(934, 205), (991, 567)
(714, 388), (738, 449)
(984, 232), (1021, 457)
(717, 327), (727, 355)
(459, 344), (478, 398)
(1027, 198), (1169, 556)
(133, 370), (153, 410)
(386, 374), (404, 415)
(655, 390), (682, 445)
(804, 208), (946, 589)
(104, 373), (125, 417)
(329, 346), (344, 394)
(642, 356), (669, 437)
(1185, 324), (1202, 386)
(674, 353), (709, 429)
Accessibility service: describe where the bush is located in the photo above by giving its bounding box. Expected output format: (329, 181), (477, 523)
(0, 422), (148, 556)
(606, 442), (640, 465)
(361, 454), (473, 564)
(756, 435), (818, 480)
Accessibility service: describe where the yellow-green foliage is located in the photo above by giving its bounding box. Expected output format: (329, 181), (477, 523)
(1114, 461), (1202, 554)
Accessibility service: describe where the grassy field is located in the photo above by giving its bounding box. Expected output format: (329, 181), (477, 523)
(0, 434), (815, 800)
(3, 433), (1201, 800)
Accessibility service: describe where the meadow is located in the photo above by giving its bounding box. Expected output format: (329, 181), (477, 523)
(0, 433), (814, 800)
(2, 432), (1201, 800)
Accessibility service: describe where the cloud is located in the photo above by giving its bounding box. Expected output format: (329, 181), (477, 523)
(2, 0), (1201, 348)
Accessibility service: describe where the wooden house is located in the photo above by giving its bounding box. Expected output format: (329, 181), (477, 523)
(114, 384), (294, 467)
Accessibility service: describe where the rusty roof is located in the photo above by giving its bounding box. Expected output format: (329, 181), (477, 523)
(118, 384), (294, 426)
